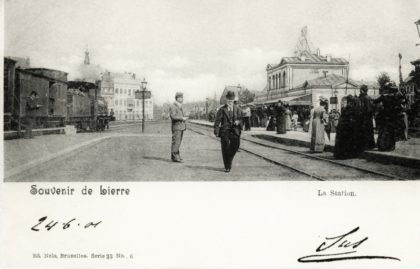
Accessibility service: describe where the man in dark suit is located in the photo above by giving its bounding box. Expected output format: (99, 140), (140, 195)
(169, 92), (188, 162)
(214, 91), (243, 172)
(24, 91), (42, 139)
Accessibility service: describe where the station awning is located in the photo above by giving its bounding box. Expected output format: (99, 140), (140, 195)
(252, 94), (312, 106)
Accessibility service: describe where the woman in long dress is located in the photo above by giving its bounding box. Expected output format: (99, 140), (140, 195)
(310, 99), (329, 153)
(276, 101), (286, 134)
(374, 82), (403, 151)
(285, 105), (292, 131)
(334, 96), (359, 159)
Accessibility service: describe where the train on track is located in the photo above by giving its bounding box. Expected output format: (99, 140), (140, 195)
(4, 57), (112, 135)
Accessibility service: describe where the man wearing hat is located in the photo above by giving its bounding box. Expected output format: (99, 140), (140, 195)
(169, 92), (188, 162)
(374, 81), (402, 151)
(355, 84), (375, 152)
(214, 90), (243, 172)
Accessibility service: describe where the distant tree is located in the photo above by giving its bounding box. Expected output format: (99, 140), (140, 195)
(376, 72), (391, 93)
(238, 88), (255, 104)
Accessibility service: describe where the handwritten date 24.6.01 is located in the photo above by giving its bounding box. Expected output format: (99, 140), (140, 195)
(31, 216), (102, 231)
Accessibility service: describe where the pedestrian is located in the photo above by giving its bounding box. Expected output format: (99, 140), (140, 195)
(251, 107), (259, 127)
(329, 109), (340, 133)
(24, 91), (42, 139)
(261, 106), (269, 128)
(310, 98), (329, 153)
(169, 92), (188, 162)
(242, 105), (251, 131)
(214, 90), (243, 172)
(110, 108), (115, 121)
(334, 95), (359, 159)
(374, 82), (402, 151)
(302, 106), (311, 133)
(355, 84), (375, 151)
(401, 97), (409, 141)
(107, 108), (115, 129)
(285, 104), (292, 131)
(276, 101), (286, 134)
(291, 111), (299, 131)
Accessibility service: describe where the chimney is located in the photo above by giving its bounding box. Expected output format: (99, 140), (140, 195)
(316, 49), (320, 56)
(300, 55), (306, 61)
(326, 54), (331, 62)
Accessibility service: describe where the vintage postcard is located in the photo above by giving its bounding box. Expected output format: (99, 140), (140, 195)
(1, 0), (420, 268)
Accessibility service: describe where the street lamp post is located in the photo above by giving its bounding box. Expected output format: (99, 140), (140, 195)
(205, 98), (209, 120)
(141, 78), (148, 133)
(415, 19), (420, 46)
(237, 84), (241, 104)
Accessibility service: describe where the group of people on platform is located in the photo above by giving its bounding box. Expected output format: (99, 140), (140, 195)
(309, 82), (410, 159)
(237, 104), (311, 133)
(170, 82), (410, 173)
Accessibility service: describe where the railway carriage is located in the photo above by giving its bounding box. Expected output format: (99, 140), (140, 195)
(3, 59), (68, 131)
(3, 57), (110, 135)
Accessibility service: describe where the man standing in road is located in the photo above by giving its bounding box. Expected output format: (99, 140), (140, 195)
(170, 92), (188, 162)
(214, 91), (243, 172)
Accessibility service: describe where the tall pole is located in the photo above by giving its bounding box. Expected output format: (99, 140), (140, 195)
(141, 78), (147, 133)
(142, 88), (145, 133)
(399, 53), (403, 86)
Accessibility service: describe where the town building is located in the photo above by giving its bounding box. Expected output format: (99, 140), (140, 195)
(110, 73), (153, 121)
(78, 48), (153, 121)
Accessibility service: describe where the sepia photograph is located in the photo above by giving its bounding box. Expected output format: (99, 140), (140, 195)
(3, 0), (420, 182)
(2, 0), (420, 268)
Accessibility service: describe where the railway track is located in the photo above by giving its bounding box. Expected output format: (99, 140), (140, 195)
(188, 123), (408, 181)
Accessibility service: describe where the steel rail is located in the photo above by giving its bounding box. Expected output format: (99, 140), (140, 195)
(188, 126), (327, 181)
(189, 123), (407, 180)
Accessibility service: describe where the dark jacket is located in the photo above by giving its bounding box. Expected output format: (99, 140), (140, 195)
(214, 104), (243, 137)
(169, 102), (186, 131)
(26, 97), (39, 117)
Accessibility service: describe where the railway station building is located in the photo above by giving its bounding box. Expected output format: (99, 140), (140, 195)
(255, 28), (378, 111)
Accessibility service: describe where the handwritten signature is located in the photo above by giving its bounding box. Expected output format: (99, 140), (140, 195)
(31, 216), (102, 231)
(297, 227), (400, 263)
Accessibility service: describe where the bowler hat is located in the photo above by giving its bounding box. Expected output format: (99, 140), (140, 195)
(175, 92), (183, 99)
(226, 90), (235, 100)
(384, 82), (398, 94)
(360, 84), (368, 92)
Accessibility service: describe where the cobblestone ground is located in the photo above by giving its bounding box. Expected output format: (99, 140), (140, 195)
(7, 122), (308, 181)
(6, 121), (420, 181)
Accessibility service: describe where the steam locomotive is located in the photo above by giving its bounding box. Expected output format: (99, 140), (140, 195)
(4, 57), (111, 135)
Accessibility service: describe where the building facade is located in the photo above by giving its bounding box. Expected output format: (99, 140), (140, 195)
(266, 50), (349, 101)
(110, 74), (153, 121)
(255, 27), (379, 112)
(78, 49), (153, 121)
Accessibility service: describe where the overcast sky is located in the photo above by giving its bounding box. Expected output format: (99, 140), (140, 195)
(4, 0), (420, 104)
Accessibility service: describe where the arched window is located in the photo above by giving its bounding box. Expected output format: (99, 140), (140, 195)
(268, 77), (271, 90)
